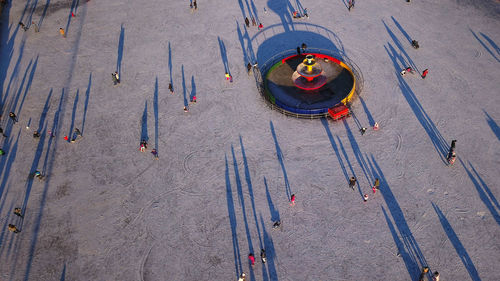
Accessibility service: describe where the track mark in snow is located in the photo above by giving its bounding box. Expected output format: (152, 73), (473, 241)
(454, 207), (469, 214)
(474, 49), (482, 58)
(140, 243), (155, 281)
(183, 151), (197, 173)
(395, 132), (402, 152)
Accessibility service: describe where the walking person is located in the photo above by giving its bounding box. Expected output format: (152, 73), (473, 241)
(245, 17), (250, 27)
(32, 21), (39, 32)
(251, 16), (256, 26)
(168, 83), (174, 94)
(248, 253), (255, 266)
(13, 208), (23, 218)
(74, 128), (82, 138)
(258, 23), (263, 30)
(112, 71), (120, 84)
(0, 149), (4, 156)
(59, 28), (66, 37)
(238, 273), (246, 281)
(447, 139), (457, 159)
(19, 22), (28, 31)
(247, 63), (252, 74)
(349, 176), (356, 190)
(432, 271), (440, 281)
(8, 224), (20, 233)
(9, 112), (17, 123)
(303, 8), (309, 18)
(193, 0), (197, 10)
(0, 127), (7, 137)
(419, 267), (429, 281)
(151, 148), (159, 159)
(33, 131), (40, 138)
(348, 0), (352, 11)
(372, 178), (380, 193)
(273, 220), (281, 229)
(421, 68), (429, 79)
(260, 249), (266, 263)
(290, 194), (296, 206)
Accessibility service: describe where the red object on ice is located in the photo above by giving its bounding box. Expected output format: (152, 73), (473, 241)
(64, 135), (69, 141)
(328, 104), (350, 121)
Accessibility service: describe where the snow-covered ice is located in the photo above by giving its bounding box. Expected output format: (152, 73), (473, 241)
(0, 0), (499, 280)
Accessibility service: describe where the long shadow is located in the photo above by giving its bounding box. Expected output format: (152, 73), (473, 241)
(231, 145), (255, 279)
(238, 0), (248, 19)
(470, 29), (500, 63)
(431, 202), (482, 281)
(0, 201), (17, 257)
(343, 120), (372, 188)
(168, 42), (173, 88)
(81, 73), (91, 135)
(6, 58), (32, 120)
(250, 0), (260, 23)
(358, 96), (374, 127)
(483, 110), (500, 141)
(67, 90), (79, 140)
(383, 20), (418, 72)
(3, 52), (29, 114)
(190, 76), (196, 101)
(37, 89), (52, 133)
(294, 0), (305, 14)
(391, 16), (412, 45)
(153, 78), (159, 151)
(116, 24), (124, 74)
(336, 136), (361, 192)
(16, 56), (39, 121)
(461, 160), (500, 225)
(60, 263), (66, 281)
(225, 154), (243, 277)
(260, 214), (278, 280)
(264, 177), (280, 222)
(65, 0), (79, 34)
(236, 21), (250, 66)
(370, 155), (428, 280)
(0, 3), (19, 103)
(218, 37), (231, 75)
(0, 131), (21, 214)
(27, 0), (40, 28)
(181, 65), (187, 107)
(480, 32), (500, 55)
(2, 40), (26, 106)
(385, 43), (449, 161)
(267, 0), (295, 32)
(269, 121), (292, 200)
(140, 101), (148, 142)
(24, 90), (65, 281)
(38, 0), (51, 29)
(240, 136), (263, 249)
(320, 118), (349, 183)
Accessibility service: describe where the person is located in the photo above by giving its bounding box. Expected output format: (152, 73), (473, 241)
(9, 112), (17, 123)
(447, 151), (456, 165)
(112, 71), (120, 84)
(303, 8), (309, 18)
(400, 69), (407, 76)
(419, 267), (429, 281)
(290, 194), (296, 206)
(238, 273), (246, 281)
(258, 23), (263, 30)
(191, 96), (197, 103)
(412, 40), (419, 49)
(273, 220), (281, 229)
(33, 131), (40, 138)
(59, 28), (66, 37)
(0, 149), (5, 156)
(251, 16), (256, 26)
(448, 140), (456, 159)
(297, 46), (301, 55)
(19, 22), (28, 31)
(348, 0), (353, 11)
(0, 127), (7, 137)
(34, 170), (44, 180)
(193, 0), (197, 9)
(301, 43), (307, 52)
(349, 176), (356, 190)
(8, 224), (20, 233)
(151, 148), (159, 159)
(225, 72), (232, 82)
(293, 11), (301, 19)
(14, 208), (23, 218)
(260, 249), (266, 263)
(248, 253), (255, 266)
(432, 271), (440, 281)
(140, 140), (148, 152)
(363, 194), (368, 202)
(183, 106), (189, 112)
(32, 21), (39, 32)
(247, 63), (252, 74)
(360, 127), (367, 135)
(168, 83), (174, 94)
(374, 178), (380, 190)
(245, 17), (250, 27)
(421, 69), (429, 79)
